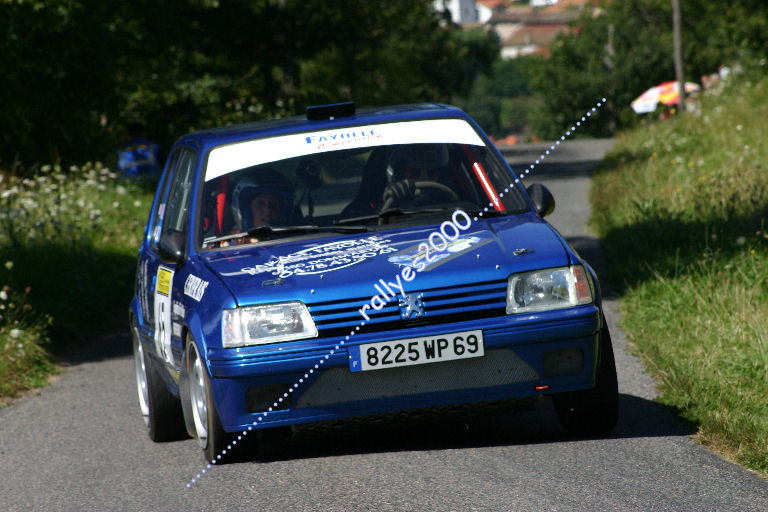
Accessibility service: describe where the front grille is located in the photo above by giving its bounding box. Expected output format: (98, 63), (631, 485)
(308, 278), (508, 337)
(296, 348), (538, 409)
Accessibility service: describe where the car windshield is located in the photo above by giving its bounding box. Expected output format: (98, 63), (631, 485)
(199, 119), (527, 249)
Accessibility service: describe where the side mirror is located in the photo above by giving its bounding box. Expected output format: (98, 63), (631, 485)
(158, 230), (185, 265)
(526, 183), (555, 217)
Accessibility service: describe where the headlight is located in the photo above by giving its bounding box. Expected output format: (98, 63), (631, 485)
(222, 302), (318, 348)
(506, 265), (593, 314)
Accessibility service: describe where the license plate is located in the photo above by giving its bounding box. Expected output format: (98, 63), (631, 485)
(349, 329), (484, 372)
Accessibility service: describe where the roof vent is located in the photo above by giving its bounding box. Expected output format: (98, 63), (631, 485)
(306, 102), (356, 121)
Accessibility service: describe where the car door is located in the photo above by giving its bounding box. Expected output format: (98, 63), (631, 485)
(139, 147), (197, 372)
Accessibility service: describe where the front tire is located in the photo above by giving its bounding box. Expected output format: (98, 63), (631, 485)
(553, 319), (619, 436)
(130, 317), (185, 441)
(184, 338), (236, 462)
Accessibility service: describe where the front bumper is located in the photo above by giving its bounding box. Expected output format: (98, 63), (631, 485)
(207, 305), (601, 432)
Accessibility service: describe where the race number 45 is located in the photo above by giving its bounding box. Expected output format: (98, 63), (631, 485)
(154, 267), (174, 364)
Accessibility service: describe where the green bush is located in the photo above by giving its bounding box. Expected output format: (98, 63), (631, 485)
(0, 269), (55, 405)
(0, 163), (154, 402)
(525, 0), (768, 139)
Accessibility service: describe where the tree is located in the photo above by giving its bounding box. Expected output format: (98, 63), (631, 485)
(455, 56), (531, 138)
(672, 0), (685, 114)
(524, 0), (675, 139)
(0, 0), (498, 168)
(523, 0), (768, 139)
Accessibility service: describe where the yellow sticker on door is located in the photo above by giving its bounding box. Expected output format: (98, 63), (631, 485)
(156, 267), (172, 296)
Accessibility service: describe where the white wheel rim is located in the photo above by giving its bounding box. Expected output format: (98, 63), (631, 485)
(189, 344), (209, 447)
(132, 325), (150, 427)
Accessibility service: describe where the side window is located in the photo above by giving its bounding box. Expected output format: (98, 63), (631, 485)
(162, 150), (197, 236)
(149, 151), (179, 252)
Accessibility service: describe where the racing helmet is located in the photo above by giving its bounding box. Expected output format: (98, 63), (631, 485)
(231, 167), (293, 229)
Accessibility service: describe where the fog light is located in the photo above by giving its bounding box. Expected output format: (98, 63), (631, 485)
(246, 384), (291, 413)
(542, 347), (584, 378)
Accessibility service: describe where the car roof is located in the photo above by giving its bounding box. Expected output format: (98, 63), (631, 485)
(173, 103), (475, 154)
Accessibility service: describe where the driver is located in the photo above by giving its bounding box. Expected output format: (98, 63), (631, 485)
(382, 144), (448, 208)
(397, 158), (439, 182)
(386, 144), (445, 183)
(231, 167), (293, 231)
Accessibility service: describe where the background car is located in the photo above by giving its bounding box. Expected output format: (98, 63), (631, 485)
(129, 102), (618, 462)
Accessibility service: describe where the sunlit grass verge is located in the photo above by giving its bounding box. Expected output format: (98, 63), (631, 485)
(0, 163), (154, 405)
(590, 74), (768, 477)
(0, 279), (57, 407)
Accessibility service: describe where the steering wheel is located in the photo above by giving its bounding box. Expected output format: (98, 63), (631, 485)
(381, 180), (459, 210)
(413, 181), (458, 201)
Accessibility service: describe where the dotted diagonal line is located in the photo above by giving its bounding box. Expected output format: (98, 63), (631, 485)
(186, 322), (367, 487)
(186, 96), (607, 488)
(473, 97), (606, 222)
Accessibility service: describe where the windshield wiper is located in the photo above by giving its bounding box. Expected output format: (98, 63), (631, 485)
(203, 231), (251, 245)
(334, 207), (451, 226)
(247, 224), (369, 239)
(203, 225), (369, 246)
(465, 208), (507, 219)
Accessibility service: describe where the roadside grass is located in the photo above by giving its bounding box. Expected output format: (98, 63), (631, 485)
(0, 280), (56, 406)
(590, 75), (768, 477)
(0, 163), (153, 405)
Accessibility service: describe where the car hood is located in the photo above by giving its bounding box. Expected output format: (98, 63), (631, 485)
(201, 213), (572, 307)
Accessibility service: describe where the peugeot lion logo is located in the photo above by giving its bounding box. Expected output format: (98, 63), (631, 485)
(399, 293), (425, 319)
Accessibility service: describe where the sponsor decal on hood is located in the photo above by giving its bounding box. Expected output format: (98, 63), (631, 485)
(220, 236), (397, 278)
(387, 235), (492, 272)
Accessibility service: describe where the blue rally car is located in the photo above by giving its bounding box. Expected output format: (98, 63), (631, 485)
(130, 102), (618, 461)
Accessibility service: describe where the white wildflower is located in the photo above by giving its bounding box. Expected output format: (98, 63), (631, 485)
(19, 198), (39, 210)
(1, 186), (19, 199)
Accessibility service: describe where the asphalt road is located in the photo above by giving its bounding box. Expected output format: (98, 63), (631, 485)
(2, 139), (768, 511)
